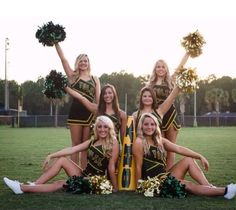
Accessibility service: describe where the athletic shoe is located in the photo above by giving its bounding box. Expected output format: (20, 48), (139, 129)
(27, 181), (36, 186)
(224, 183), (236, 199)
(3, 177), (24, 194)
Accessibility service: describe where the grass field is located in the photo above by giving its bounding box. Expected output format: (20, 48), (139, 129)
(0, 126), (236, 210)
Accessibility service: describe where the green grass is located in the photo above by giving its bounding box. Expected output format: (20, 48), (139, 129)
(0, 126), (236, 210)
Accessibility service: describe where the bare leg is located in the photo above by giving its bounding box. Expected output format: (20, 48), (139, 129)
(80, 126), (90, 169)
(35, 157), (81, 184)
(182, 180), (225, 196)
(164, 125), (178, 171)
(69, 125), (82, 164)
(21, 180), (66, 193)
(169, 157), (210, 186)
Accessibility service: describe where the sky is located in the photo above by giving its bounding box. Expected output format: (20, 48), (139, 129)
(1, 0), (236, 84)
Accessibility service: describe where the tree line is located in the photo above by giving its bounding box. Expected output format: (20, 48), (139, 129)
(1, 72), (236, 116)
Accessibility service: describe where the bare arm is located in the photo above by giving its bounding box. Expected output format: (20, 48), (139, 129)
(157, 86), (180, 118)
(132, 137), (144, 185)
(108, 139), (119, 191)
(94, 76), (101, 103)
(54, 43), (74, 78)
(174, 52), (190, 74)
(43, 140), (91, 170)
(162, 138), (209, 171)
(65, 86), (97, 113)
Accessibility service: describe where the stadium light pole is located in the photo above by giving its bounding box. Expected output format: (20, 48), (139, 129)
(5, 37), (10, 111)
(193, 90), (198, 127)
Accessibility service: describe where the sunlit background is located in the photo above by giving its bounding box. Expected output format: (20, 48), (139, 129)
(1, 0), (236, 83)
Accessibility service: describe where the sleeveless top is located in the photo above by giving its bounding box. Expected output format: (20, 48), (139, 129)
(152, 83), (181, 131)
(152, 83), (171, 104)
(142, 144), (167, 179)
(67, 76), (96, 126)
(104, 113), (121, 137)
(83, 139), (109, 176)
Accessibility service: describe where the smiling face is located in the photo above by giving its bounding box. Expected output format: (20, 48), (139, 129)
(141, 116), (157, 136)
(103, 87), (114, 104)
(155, 60), (167, 78)
(141, 90), (154, 106)
(78, 57), (89, 71)
(96, 120), (110, 139)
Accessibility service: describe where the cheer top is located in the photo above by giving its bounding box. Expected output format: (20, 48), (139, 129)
(83, 140), (109, 176)
(67, 76), (96, 126)
(142, 144), (167, 179)
(152, 83), (181, 131)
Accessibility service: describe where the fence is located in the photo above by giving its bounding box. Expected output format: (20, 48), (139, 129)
(1, 115), (236, 127)
(11, 115), (68, 127)
(179, 115), (236, 127)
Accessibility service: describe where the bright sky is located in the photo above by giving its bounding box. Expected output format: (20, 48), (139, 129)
(1, 0), (236, 84)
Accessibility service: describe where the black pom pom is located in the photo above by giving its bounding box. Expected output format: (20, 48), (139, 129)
(63, 176), (92, 194)
(43, 70), (68, 99)
(36, 21), (66, 47)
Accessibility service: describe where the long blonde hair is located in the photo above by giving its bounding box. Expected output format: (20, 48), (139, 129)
(137, 113), (162, 155)
(93, 115), (116, 158)
(148, 59), (173, 89)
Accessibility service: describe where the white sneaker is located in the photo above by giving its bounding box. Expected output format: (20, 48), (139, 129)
(224, 183), (236, 199)
(3, 177), (24, 194)
(27, 181), (36, 186)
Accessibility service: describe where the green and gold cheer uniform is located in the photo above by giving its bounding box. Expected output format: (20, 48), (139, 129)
(67, 76), (96, 126)
(152, 83), (181, 131)
(83, 139), (109, 176)
(104, 113), (122, 148)
(141, 143), (187, 198)
(142, 144), (167, 179)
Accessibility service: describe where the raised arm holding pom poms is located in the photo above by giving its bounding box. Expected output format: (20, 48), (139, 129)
(53, 34), (100, 169)
(146, 52), (189, 171)
(36, 21), (101, 168)
(145, 31), (205, 170)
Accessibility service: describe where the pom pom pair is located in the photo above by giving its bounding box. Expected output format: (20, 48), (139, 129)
(137, 174), (187, 198)
(63, 175), (113, 195)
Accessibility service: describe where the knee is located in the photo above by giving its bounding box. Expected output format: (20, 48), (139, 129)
(57, 157), (69, 165)
(182, 157), (195, 165)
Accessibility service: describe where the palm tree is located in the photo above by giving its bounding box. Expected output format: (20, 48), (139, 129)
(232, 89), (236, 103)
(204, 88), (229, 126)
(52, 95), (69, 127)
(177, 93), (190, 126)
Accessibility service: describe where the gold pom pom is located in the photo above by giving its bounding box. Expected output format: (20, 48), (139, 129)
(181, 30), (206, 58)
(136, 174), (168, 197)
(89, 175), (113, 195)
(176, 67), (199, 93)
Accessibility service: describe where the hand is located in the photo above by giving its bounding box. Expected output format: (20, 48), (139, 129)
(199, 155), (209, 171)
(42, 154), (51, 171)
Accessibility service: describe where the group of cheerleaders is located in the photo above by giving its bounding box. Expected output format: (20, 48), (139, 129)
(3, 42), (236, 199)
